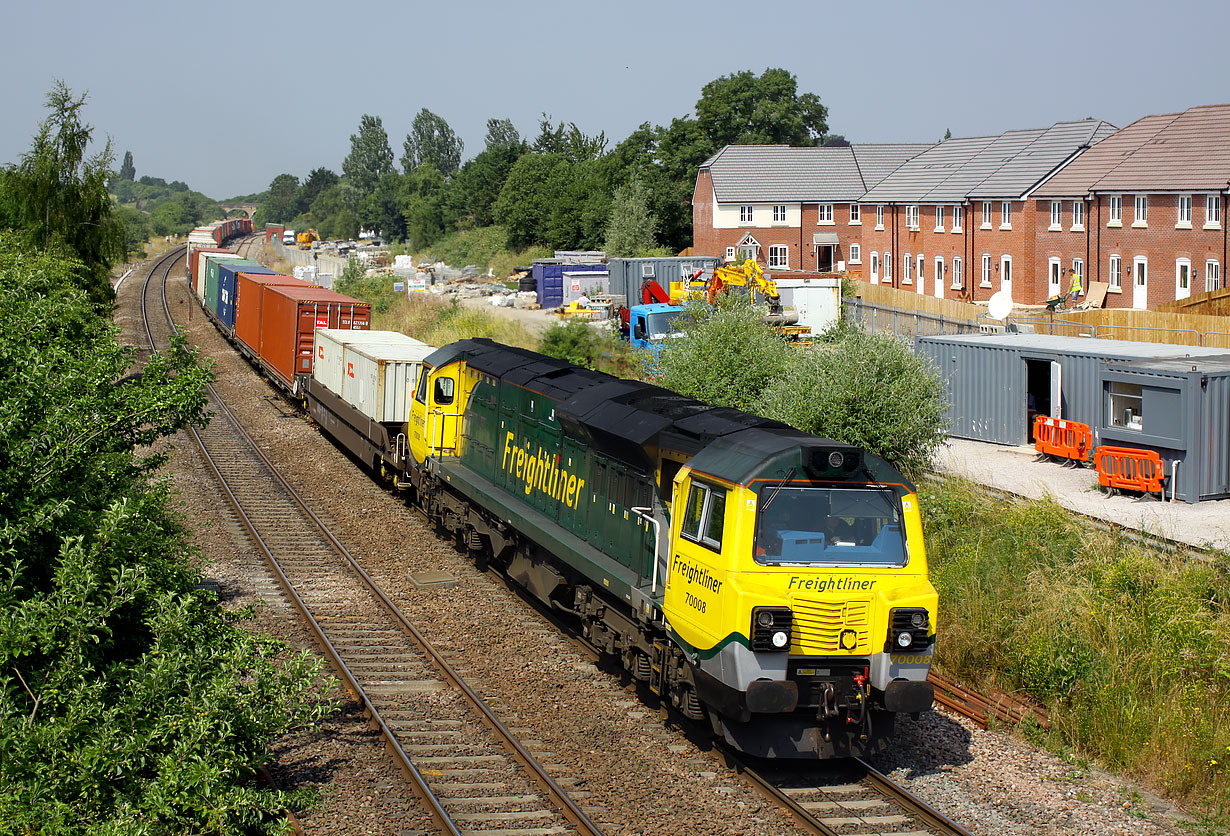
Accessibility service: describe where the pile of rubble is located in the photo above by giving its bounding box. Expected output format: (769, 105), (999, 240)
(370, 255), (538, 307)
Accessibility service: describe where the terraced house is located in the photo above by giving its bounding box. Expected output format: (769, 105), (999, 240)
(691, 103), (1230, 309)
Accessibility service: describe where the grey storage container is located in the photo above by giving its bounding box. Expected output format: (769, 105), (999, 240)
(313, 329), (433, 424)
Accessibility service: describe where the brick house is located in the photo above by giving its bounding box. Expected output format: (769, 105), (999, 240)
(1033, 105), (1230, 309)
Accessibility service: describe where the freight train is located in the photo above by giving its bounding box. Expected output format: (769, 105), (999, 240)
(186, 234), (937, 759)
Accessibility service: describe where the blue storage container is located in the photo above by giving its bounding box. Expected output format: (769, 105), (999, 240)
(218, 262), (275, 333)
(533, 262), (606, 308)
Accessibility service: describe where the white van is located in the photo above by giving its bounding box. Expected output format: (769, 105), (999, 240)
(282, 229), (296, 246)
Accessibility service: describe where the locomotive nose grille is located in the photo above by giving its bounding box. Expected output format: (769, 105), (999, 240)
(791, 598), (871, 654)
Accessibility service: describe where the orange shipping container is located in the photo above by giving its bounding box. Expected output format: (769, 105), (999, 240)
(257, 284), (371, 390)
(234, 273), (310, 355)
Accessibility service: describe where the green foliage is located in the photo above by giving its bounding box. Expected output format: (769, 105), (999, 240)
(113, 204), (151, 260)
(654, 297), (791, 413)
(118, 150), (135, 182)
(484, 118), (522, 150)
(694, 68), (828, 147)
(603, 174), (659, 258)
(923, 477), (1230, 814)
(411, 225), (549, 277)
(342, 114), (395, 201)
(261, 172), (300, 223)
(760, 330), (948, 479)
(3, 81), (124, 306)
(493, 153), (568, 249)
(539, 319), (637, 376)
(0, 235), (331, 832)
(401, 108), (464, 177)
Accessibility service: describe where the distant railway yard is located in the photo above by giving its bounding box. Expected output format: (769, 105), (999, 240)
(106, 237), (1203, 836)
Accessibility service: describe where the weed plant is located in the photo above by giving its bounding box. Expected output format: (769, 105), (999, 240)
(922, 475), (1230, 815)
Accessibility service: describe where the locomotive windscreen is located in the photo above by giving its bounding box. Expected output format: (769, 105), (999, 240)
(753, 486), (907, 567)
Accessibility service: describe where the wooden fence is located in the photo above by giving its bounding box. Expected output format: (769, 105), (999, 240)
(1157, 286), (1230, 317)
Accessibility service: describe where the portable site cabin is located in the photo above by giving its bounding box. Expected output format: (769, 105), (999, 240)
(915, 333), (1230, 501)
(605, 256), (722, 305)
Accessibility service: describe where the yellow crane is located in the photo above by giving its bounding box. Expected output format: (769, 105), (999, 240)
(694, 259), (811, 341)
(296, 229), (319, 250)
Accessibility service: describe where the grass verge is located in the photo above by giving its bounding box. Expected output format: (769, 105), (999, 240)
(922, 474), (1230, 820)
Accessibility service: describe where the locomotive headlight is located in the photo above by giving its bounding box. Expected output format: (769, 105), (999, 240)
(839, 629), (858, 651)
(757, 610), (775, 628)
(771, 630), (789, 648)
(910, 611), (927, 629)
(896, 631), (913, 648)
(751, 607), (793, 652)
(828, 450), (845, 469)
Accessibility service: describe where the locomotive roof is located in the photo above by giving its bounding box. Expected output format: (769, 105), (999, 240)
(426, 339), (910, 487)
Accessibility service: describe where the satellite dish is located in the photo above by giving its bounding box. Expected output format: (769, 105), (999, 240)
(987, 291), (1013, 321)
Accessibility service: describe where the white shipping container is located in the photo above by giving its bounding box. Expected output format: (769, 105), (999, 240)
(773, 277), (841, 333)
(313, 329), (434, 424)
(196, 252), (245, 302)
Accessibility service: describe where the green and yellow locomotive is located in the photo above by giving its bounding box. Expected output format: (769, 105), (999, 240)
(404, 339), (935, 758)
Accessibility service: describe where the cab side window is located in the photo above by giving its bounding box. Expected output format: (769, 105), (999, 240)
(434, 376), (455, 405)
(415, 366), (430, 404)
(680, 481), (726, 551)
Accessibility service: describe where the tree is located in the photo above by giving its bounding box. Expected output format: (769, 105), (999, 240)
(342, 114), (394, 200)
(2, 81), (125, 305)
(760, 330), (948, 479)
(296, 166), (338, 216)
(484, 117), (522, 151)
(693, 68), (828, 148)
(402, 163), (447, 248)
(822, 134), (851, 147)
(113, 204), (150, 259)
(261, 172), (300, 223)
(448, 142), (524, 228)
(361, 171), (408, 242)
(401, 108), (463, 177)
(493, 153), (568, 249)
(0, 235), (329, 831)
(533, 114), (606, 162)
(654, 297), (792, 413)
(603, 174), (658, 257)
(118, 150), (135, 181)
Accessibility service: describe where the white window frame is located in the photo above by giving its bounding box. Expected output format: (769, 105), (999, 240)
(1133, 195), (1148, 228)
(952, 205), (963, 232)
(934, 205), (945, 232)
(906, 205), (920, 230)
(1177, 195), (1192, 229)
(724, 246), (737, 262)
(1207, 259), (1222, 292)
(767, 244), (789, 268)
(883, 250), (892, 280)
(772, 204), (787, 223)
(1072, 200), (1085, 231)
(875, 204), (885, 230)
(740, 205), (753, 224)
(849, 204), (861, 224)
(951, 256), (963, 290)
(1108, 195), (1122, 226)
(999, 201), (1012, 230)
(1048, 258), (1062, 297)
(817, 204), (834, 224)
(1072, 258), (1084, 296)
(1050, 201), (1062, 230)
(981, 201), (993, 229)
(848, 243), (861, 264)
(980, 253), (992, 288)
(1176, 257), (1192, 300)
(1206, 194), (1222, 229)
(902, 252), (912, 284)
(1108, 255), (1122, 292)
(680, 481), (726, 549)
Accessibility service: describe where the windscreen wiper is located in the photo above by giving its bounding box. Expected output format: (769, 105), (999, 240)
(759, 466), (796, 513)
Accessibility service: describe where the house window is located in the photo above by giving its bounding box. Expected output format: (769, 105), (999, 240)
(1072, 201), (1085, 230)
(1050, 201), (1062, 230)
(740, 205), (754, 224)
(876, 205), (885, 230)
(1208, 260), (1222, 292)
(849, 243), (861, 263)
(1133, 195), (1147, 227)
(1000, 201), (1012, 229)
(1207, 195), (1222, 227)
(680, 481), (727, 549)
(641, 263), (656, 278)
(773, 205), (787, 223)
(906, 205), (919, 230)
(1048, 258), (1062, 297)
(1108, 381), (1144, 431)
(1108, 196), (1122, 225)
(952, 205), (963, 232)
(1073, 258), (1084, 284)
(818, 204), (833, 223)
(1108, 255), (1122, 291)
(1177, 195), (1192, 228)
(980, 253), (992, 287)
(981, 201), (993, 228)
(951, 256), (963, 289)
(934, 206), (945, 232)
(883, 251), (891, 280)
(768, 245), (789, 268)
(724, 246), (737, 262)
(1176, 258), (1191, 299)
(850, 204), (861, 224)
(903, 252), (912, 284)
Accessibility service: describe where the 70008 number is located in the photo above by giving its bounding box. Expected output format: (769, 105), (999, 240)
(684, 592), (707, 613)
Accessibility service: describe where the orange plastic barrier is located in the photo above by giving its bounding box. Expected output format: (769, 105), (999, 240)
(1093, 446), (1166, 494)
(1033, 416), (1093, 463)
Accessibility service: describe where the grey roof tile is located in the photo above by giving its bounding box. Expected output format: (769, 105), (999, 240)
(1033, 112), (1181, 197)
(701, 144), (929, 203)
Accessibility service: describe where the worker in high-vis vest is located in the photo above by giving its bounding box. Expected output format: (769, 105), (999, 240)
(1067, 268), (1083, 303)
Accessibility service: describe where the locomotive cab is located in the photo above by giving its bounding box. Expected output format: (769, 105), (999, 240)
(661, 429), (937, 758)
(409, 358), (466, 463)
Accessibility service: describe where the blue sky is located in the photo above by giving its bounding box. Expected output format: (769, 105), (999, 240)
(4, 0), (1228, 199)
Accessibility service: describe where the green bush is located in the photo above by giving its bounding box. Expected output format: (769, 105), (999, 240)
(539, 318), (638, 376)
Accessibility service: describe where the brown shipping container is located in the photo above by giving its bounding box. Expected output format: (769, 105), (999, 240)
(257, 285), (372, 388)
(234, 273), (311, 357)
(190, 247), (230, 297)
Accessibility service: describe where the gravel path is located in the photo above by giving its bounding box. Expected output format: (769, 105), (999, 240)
(110, 256), (1198, 835)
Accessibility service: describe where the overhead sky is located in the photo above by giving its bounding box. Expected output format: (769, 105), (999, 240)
(4, 0), (1228, 200)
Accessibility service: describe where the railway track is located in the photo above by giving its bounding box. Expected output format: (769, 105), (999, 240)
(142, 247), (605, 836)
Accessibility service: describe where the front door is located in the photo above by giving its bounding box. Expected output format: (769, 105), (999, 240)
(817, 245), (834, 272)
(1133, 257), (1148, 310)
(870, 252), (879, 284)
(934, 256), (944, 298)
(1000, 255), (1013, 300)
